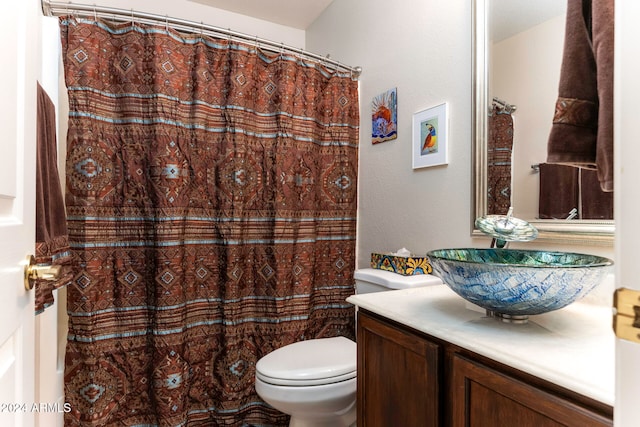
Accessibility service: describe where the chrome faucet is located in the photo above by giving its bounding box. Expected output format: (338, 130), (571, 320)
(476, 207), (538, 249)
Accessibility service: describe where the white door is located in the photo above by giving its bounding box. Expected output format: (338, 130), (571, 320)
(615, 1), (640, 426)
(0, 0), (40, 426)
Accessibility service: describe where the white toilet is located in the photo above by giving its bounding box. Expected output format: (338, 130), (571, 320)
(255, 268), (443, 427)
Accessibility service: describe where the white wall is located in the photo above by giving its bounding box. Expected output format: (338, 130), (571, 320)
(492, 15), (564, 220)
(306, 0), (614, 269)
(307, 0), (476, 268)
(63, 0), (306, 48)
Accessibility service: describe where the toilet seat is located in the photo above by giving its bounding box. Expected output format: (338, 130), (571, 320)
(255, 336), (356, 387)
(256, 369), (356, 386)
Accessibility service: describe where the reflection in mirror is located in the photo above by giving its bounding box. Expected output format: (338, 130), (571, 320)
(472, 0), (614, 244)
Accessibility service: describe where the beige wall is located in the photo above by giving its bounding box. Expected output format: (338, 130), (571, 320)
(64, 0), (306, 47)
(492, 15), (564, 221)
(307, 0), (476, 268)
(306, 0), (614, 269)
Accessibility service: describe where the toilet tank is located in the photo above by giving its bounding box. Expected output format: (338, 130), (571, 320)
(354, 268), (443, 294)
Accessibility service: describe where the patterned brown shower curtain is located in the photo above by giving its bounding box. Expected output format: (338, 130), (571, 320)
(60, 17), (359, 426)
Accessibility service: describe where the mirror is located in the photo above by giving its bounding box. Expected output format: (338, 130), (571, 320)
(472, 0), (614, 244)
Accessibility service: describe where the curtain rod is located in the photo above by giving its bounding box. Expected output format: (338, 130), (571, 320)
(41, 0), (362, 78)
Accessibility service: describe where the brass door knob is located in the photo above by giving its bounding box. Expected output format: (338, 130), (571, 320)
(24, 255), (61, 291)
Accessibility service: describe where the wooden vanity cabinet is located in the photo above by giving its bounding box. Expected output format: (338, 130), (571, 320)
(357, 309), (440, 427)
(451, 354), (612, 427)
(357, 309), (613, 427)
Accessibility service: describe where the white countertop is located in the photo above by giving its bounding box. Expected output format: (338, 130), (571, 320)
(347, 285), (615, 406)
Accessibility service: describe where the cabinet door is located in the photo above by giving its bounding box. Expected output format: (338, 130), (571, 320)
(451, 354), (612, 427)
(357, 311), (440, 427)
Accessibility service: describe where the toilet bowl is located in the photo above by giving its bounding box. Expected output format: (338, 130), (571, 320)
(255, 336), (357, 427)
(255, 268), (443, 427)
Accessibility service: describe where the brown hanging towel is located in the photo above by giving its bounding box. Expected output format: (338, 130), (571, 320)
(547, 0), (614, 192)
(538, 163), (579, 220)
(580, 168), (613, 219)
(487, 106), (514, 215)
(35, 82), (72, 314)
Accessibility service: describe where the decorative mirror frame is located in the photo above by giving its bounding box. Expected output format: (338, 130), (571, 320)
(471, 0), (614, 245)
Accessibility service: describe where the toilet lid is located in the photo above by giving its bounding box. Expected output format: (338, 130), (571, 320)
(256, 336), (356, 386)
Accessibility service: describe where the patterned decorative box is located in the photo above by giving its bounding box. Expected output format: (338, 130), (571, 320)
(370, 253), (433, 275)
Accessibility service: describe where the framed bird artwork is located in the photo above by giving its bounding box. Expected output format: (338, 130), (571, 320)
(412, 103), (449, 169)
(371, 88), (398, 144)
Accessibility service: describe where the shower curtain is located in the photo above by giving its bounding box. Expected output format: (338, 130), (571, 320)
(60, 16), (359, 426)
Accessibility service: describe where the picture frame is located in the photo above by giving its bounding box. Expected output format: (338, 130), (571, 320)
(412, 103), (448, 169)
(371, 87), (398, 144)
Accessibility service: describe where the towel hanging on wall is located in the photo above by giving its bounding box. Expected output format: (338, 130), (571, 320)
(538, 163), (579, 219)
(547, 0), (614, 192)
(487, 104), (514, 215)
(35, 82), (72, 314)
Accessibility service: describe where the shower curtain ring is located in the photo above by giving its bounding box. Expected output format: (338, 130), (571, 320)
(165, 15), (169, 32)
(93, 5), (97, 22)
(323, 54), (332, 71)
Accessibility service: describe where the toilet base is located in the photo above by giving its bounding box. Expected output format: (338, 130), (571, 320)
(288, 400), (356, 427)
(255, 377), (356, 427)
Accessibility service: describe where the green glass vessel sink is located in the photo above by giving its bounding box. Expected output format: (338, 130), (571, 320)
(427, 248), (613, 322)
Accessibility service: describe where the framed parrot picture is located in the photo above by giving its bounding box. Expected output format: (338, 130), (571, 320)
(412, 102), (448, 169)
